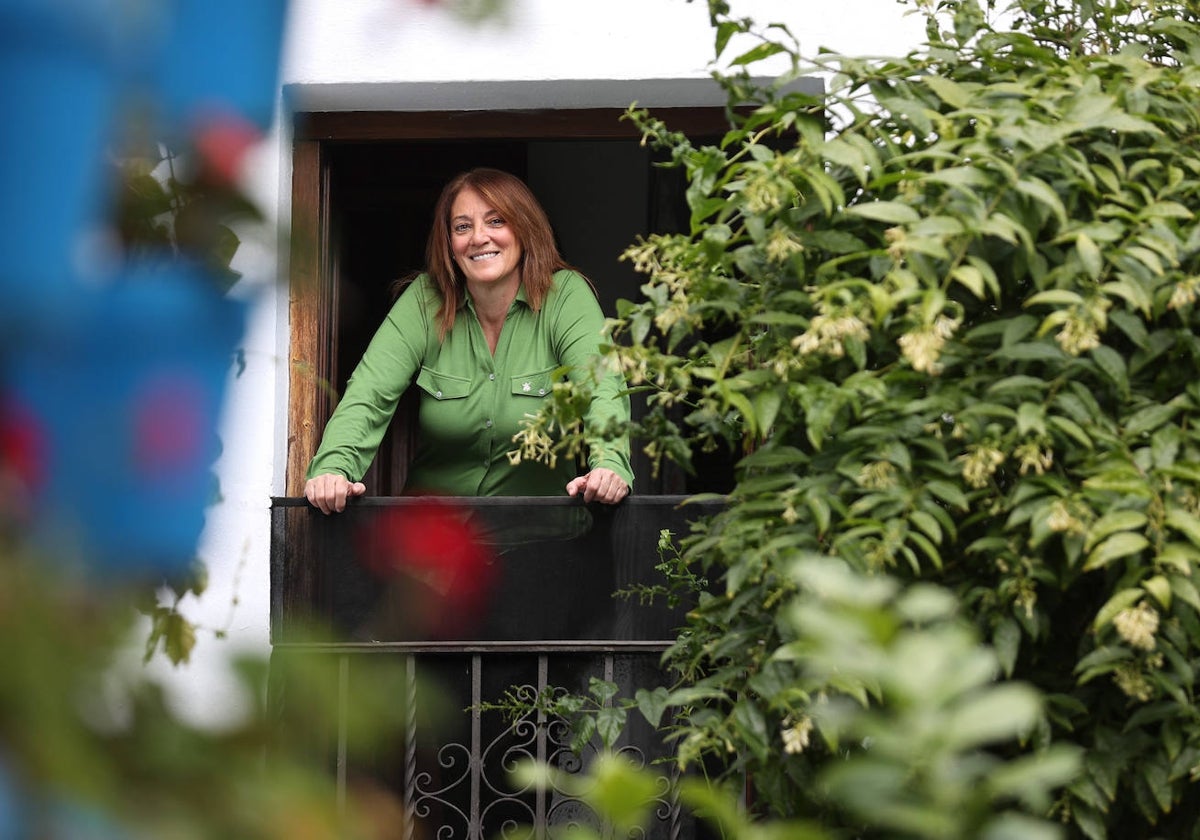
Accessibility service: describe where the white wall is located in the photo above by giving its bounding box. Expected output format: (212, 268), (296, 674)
(150, 0), (927, 727)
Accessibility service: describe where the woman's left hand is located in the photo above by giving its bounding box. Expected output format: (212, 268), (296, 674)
(566, 468), (630, 505)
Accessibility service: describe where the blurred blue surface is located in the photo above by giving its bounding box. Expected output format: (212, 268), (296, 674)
(5, 265), (247, 580)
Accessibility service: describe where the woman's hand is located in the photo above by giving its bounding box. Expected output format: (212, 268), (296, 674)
(304, 473), (366, 514)
(565, 468), (630, 505)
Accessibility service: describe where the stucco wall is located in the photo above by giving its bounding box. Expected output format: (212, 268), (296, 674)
(152, 0), (927, 727)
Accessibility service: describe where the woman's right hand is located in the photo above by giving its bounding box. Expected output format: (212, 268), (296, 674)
(304, 473), (367, 515)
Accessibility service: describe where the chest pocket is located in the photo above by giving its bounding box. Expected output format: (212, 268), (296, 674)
(417, 367), (472, 401)
(510, 368), (557, 399)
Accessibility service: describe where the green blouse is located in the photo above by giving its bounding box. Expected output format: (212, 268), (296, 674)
(306, 270), (633, 496)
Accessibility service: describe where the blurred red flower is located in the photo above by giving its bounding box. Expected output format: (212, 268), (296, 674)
(356, 501), (497, 637)
(0, 397), (45, 492)
(192, 113), (262, 187)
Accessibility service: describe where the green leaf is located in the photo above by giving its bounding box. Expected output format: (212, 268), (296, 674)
(1025, 289), (1085, 307)
(985, 745), (1083, 812)
(586, 753), (660, 833)
(634, 687), (671, 729)
(951, 264), (987, 299)
(1016, 402), (1046, 437)
(595, 706), (627, 749)
(1165, 506), (1200, 548)
(1093, 588), (1145, 632)
(1083, 532), (1150, 571)
(589, 677), (619, 705)
(1077, 233), (1103, 280)
(732, 699), (770, 762)
(1090, 345), (1128, 394)
(1015, 176), (1067, 226)
(923, 74), (971, 109)
(946, 684), (1041, 749)
(729, 40), (787, 67)
(844, 201), (921, 224)
(925, 480), (969, 510)
(1048, 415), (1094, 448)
(1083, 509), (1148, 553)
(1142, 575), (1171, 610)
(752, 387), (784, 439)
(1169, 574), (1200, 614)
(993, 617), (1021, 678)
(1123, 403), (1180, 437)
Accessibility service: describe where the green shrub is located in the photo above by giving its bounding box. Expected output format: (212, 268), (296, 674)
(526, 1), (1200, 836)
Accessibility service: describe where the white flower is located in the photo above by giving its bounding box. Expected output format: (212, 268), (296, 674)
(1113, 601), (1159, 651)
(781, 716), (813, 755)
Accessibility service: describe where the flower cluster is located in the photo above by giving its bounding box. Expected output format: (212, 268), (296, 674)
(1014, 440), (1054, 476)
(897, 314), (958, 375)
(792, 312), (869, 358)
(958, 445), (1005, 489)
(1047, 499), (1088, 535)
(1055, 311), (1102, 356)
(765, 226), (805, 263)
(857, 460), (898, 490)
(507, 416), (559, 469)
(1168, 276), (1200, 310)
(781, 715), (813, 755)
(1113, 662), (1154, 702)
(1113, 601), (1159, 651)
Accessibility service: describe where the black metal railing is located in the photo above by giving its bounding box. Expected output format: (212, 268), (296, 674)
(269, 495), (722, 840)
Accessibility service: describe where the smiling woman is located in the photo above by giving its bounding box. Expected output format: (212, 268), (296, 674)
(304, 168), (634, 513)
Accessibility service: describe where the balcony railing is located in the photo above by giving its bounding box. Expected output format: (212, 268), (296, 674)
(269, 495), (723, 840)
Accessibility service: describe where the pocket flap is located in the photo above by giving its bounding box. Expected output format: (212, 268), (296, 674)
(416, 367), (472, 400)
(510, 368), (556, 398)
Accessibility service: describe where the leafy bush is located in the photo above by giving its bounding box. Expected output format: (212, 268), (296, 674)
(528, 1), (1200, 836)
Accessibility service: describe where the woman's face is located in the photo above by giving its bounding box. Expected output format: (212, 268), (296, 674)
(449, 186), (523, 295)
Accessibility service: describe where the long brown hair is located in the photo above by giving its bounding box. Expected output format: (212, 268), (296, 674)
(425, 168), (573, 339)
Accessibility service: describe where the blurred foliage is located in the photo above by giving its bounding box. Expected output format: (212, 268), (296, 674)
(519, 0), (1200, 837)
(0, 554), (417, 838)
(0, 0), (514, 837)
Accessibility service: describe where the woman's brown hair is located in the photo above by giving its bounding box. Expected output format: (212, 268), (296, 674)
(425, 168), (574, 340)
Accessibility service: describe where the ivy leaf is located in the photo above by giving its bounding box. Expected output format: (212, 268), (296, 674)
(634, 687), (671, 729)
(595, 706), (627, 750)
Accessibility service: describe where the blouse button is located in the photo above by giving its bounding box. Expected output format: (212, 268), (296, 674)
(485, 419), (493, 428)
(488, 373), (496, 381)
(435, 390), (443, 399)
(538, 388), (546, 396)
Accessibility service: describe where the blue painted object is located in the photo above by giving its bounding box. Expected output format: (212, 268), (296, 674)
(0, 0), (125, 295)
(155, 0), (290, 132)
(5, 264), (247, 580)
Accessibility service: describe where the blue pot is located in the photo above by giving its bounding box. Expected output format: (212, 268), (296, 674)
(5, 264), (247, 581)
(155, 0), (290, 132)
(0, 0), (126, 297)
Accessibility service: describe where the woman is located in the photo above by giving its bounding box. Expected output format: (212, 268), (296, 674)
(305, 168), (633, 514)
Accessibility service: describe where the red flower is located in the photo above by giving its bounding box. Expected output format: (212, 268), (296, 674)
(356, 501), (497, 637)
(192, 112), (262, 187)
(0, 396), (45, 492)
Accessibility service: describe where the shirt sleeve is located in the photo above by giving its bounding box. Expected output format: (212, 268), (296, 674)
(549, 271), (635, 489)
(306, 278), (433, 482)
